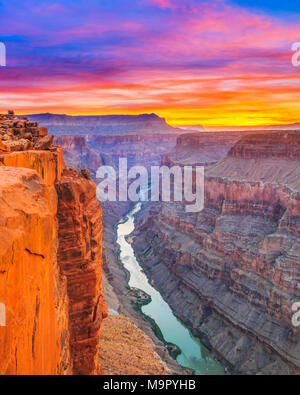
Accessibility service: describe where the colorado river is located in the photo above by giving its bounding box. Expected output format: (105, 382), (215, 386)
(117, 202), (225, 375)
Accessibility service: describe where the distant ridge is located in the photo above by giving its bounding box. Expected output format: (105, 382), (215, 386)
(26, 112), (182, 136)
(27, 112), (166, 123)
(180, 123), (300, 132)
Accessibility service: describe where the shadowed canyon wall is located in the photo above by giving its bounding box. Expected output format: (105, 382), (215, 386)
(133, 130), (300, 375)
(49, 126), (190, 374)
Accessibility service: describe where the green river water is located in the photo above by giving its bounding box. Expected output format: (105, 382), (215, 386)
(116, 202), (225, 375)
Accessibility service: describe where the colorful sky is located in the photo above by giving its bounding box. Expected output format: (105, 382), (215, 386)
(0, 0), (300, 126)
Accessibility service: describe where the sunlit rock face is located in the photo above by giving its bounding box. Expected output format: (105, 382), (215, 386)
(0, 164), (71, 375)
(0, 114), (107, 375)
(133, 130), (300, 375)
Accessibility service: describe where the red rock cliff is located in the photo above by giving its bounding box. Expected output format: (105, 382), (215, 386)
(0, 114), (107, 375)
(56, 169), (107, 375)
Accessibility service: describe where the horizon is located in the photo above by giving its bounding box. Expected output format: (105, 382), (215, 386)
(6, 110), (299, 130)
(0, 0), (300, 126)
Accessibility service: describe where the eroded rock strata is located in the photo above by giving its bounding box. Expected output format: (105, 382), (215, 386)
(133, 130), (300, 375)
(54, 136), (102, 180)
(0, 114), (107, 375)
(161, 130), (283, 167)
(56, 169), (107, 375)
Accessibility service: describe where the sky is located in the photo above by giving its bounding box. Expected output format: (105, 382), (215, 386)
(0, 0), (300, 126)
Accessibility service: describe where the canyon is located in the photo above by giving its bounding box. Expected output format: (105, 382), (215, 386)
(4, 110), (299, 375)
(133, 130), (300, 374)
(32, 114), (192, 374)
(0, 113), (169, 375)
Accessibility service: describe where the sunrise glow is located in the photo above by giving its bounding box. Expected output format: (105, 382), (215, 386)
(0, 0), (300, 127)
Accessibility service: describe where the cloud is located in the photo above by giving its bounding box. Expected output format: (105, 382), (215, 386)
(0, 0), (300, 125)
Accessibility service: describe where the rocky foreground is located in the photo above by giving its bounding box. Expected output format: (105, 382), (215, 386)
(99, 316), (168, 375)
(133, 130), (300, 375)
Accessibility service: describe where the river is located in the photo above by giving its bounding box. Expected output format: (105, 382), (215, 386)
(116, 202), (225, 375)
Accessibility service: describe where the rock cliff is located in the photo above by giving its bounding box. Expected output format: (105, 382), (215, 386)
(56, 169), (107, 375)
(161, 130), (283, 167)
(0, 114), (107, 375)
(133, 130), (300, 375)
(54, 136), (102, 180)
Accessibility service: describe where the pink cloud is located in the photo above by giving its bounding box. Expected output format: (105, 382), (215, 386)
(1, 0), (300, 125)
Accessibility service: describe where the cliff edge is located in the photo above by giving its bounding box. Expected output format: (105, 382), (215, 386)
(0, 113), (107, 375)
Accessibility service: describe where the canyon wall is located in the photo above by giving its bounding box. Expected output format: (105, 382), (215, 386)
(56, 169), (107, 375)
(161, 130), (280, 167)
(52, 128), (190, 374)
(162, 131), (243, 166)
(133, 130), (300, 374)
(89, 133), (179, 170)
(54, 136), (102, 179)
(0, 114), (107, 375)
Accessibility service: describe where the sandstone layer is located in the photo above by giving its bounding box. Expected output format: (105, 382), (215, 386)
(0, 114), (106, 375)
(0, 166), (71, 375)
(133, 130), (300, 375)
(56, 169), (108, 375)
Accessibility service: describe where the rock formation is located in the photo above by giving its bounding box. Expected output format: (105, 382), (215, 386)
(0, 166), (71, 375)
(133, 130), (300, 375)
(56, 169), (107, 375)
(53, 136), (102, 180)
(0, 113), (48, 152)
(0, 113), (107, 375)
(161, 130), (281, 167)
